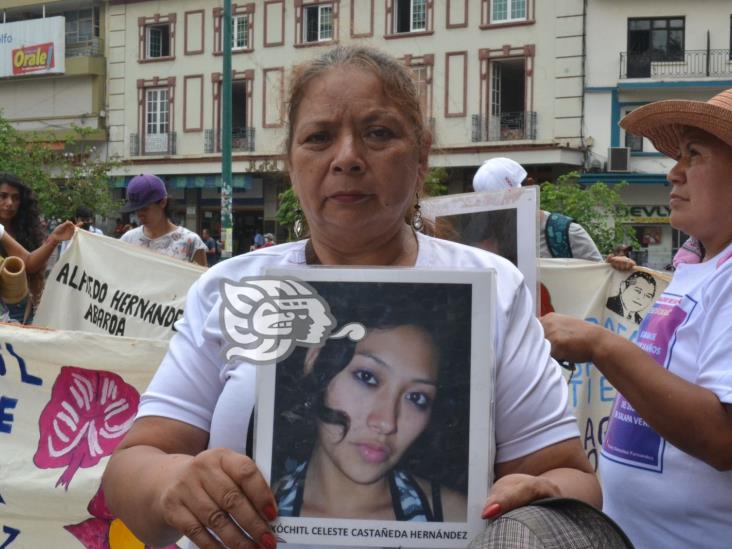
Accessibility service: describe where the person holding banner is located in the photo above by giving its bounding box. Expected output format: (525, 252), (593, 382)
(542, 89), (732, 549)
(103, 46), (600, 549)
(120, 174), (208, 266)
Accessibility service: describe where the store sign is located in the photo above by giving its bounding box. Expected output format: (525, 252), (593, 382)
(0, 17), (65, 78)
(623, 205), (671, 224)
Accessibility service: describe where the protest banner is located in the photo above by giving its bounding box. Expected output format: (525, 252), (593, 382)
(0, 323), (171, 548)
(35, 231), (205, 340)
(540, 259), (671, 471)
(254, 268), (496, 547)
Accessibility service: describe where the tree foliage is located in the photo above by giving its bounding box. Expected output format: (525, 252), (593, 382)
(0, 112), (123, 220)
(539, 171), (638, 255)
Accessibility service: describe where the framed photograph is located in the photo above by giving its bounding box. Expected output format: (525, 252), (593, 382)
(252, 267), (496, 547)
(422, 186), (538, 309)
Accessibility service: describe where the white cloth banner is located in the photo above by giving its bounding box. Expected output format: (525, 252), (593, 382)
(0, 324), (170, 548)
(540, 258), (671, 471)
(35, 231), (205, 340)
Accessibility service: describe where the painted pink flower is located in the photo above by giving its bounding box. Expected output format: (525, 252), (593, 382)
(33, 366), (140, 489)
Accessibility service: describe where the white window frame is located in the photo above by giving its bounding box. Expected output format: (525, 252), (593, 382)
(232, 14), (249, 50)
(490, 0), (527, 24)
(304, 4), (334, 42)
(145, 24), (171, 58)
(145, 88), (169, 153)
(394, 0), (427, 33)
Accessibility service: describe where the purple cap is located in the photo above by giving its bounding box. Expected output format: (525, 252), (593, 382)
(121, 174), (167, 213)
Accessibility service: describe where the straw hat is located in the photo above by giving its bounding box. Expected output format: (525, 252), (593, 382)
(620, 88), (732, 159)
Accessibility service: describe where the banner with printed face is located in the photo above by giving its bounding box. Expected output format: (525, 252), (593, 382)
(35, 231), (205, 340)
(540, 259), (671, 472)
(0, 324), (172, 549)
(0, 17), (65, 78)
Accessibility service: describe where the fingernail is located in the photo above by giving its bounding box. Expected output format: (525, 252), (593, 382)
(263, 503), (277, 522)
(259, 531), (277, 549)
(481, 502), (502, 520)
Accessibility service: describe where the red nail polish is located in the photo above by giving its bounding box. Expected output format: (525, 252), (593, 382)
(260, 531), (277, 549)
(263, 503), (277, 522)
(481, 502), (502, 520)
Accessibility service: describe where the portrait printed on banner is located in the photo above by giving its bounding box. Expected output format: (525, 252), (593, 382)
(253, 268), (495, 547)
(605, 271), (658, 325)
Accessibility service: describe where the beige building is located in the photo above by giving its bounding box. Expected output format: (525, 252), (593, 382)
(104, 0), (588, 252)
(1, 1), (589, 251)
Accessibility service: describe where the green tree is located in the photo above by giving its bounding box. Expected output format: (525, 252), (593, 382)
(539, 171), (638, 255)
(275, 186), (300, 242)
(0, 112), (123, 220)
(423, 167), (449, 197)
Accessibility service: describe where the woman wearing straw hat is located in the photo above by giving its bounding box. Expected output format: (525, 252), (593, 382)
(541, 89), (732, 548)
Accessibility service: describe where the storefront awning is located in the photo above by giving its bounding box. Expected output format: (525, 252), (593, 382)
(579, 172), (668, 185)
(111, 174), (252, 189)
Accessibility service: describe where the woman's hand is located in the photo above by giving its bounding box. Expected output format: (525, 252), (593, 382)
(481, 474), (560, 519)
(51, 220), (78, 242)
(156, 448), (277, 549)
(540, 313), (606, 364)
(607, 255), (636, 271)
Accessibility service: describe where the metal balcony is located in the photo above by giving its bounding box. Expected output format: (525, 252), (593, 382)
(471, 111), (537, 142)
(129, 132), (177, 156)
(205, 127), (256, 153)
(620, 49), (732, 79)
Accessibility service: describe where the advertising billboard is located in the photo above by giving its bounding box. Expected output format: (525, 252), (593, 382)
(0, 16), (65, 78)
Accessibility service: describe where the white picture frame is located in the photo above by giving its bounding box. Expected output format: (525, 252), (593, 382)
(252, 267), (496, 547)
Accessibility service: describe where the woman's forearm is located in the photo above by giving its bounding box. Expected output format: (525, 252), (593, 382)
(592, 330), (732, 469)
(102, 445), (190, 546)
(540, 468), (602, 507)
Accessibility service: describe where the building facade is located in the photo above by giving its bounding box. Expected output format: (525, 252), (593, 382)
(104, 0), (588, 253)
(583, 0), (732, 269)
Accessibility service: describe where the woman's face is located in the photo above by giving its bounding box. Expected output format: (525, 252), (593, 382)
(667, 130), (732, 249)
(0, 183), (21, 224)
(620, 278), (655, 314)
(288, 67), (427, 246)
(134, 199), (166, 227)
(316, 325), (438, 485)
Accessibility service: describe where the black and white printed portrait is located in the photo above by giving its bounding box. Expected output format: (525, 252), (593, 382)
(438, 209), (519, 266)
(270, 281), (472, 523)
(605, 271), (658, 325)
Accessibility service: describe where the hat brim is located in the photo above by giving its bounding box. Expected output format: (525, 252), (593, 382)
(620, 99), (732, 159)
(119, 197), (160, 213)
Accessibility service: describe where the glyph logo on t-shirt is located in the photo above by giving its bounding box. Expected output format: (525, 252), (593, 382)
(219, 277), (366, 365)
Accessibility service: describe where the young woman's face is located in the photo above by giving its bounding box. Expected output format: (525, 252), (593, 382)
(316, 325), (438, 485)
(0, 183), (21, 224)
(134, 199), (167, 227)
(288, 67), (427, 246)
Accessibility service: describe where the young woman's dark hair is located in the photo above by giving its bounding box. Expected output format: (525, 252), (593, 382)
(272, 281), (472, 495)
(0, 172), (45, 250)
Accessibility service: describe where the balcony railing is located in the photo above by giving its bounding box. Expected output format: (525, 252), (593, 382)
(130, 132), (177, 156)
(620, 49), (732, 79)
(66, 38), (103, 58)
(204, 127), (256, 153)
(471, 111), (537, 142)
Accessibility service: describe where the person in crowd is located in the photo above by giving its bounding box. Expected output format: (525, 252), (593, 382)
(273, 283), (469, 521)
(0, 172), (51, 323)
(473, 158), (604, 261)
(541, 89), (732, 549)
(58, 206), (104, 256)
(103, 46), (600, 549)
(201, 228), (219, 267)
(251, 230), (265, 251)
(263, 233), (275, 247)
(119, 174), (207, 266)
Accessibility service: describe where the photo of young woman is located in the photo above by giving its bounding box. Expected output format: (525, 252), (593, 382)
(271, 281), (471, 523)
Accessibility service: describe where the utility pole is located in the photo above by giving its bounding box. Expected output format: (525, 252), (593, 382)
(220, 0), (233, 258)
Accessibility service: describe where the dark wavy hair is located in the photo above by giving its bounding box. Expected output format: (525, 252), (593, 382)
(272, 281), (471, 494)
(0, 172), (45, 250)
